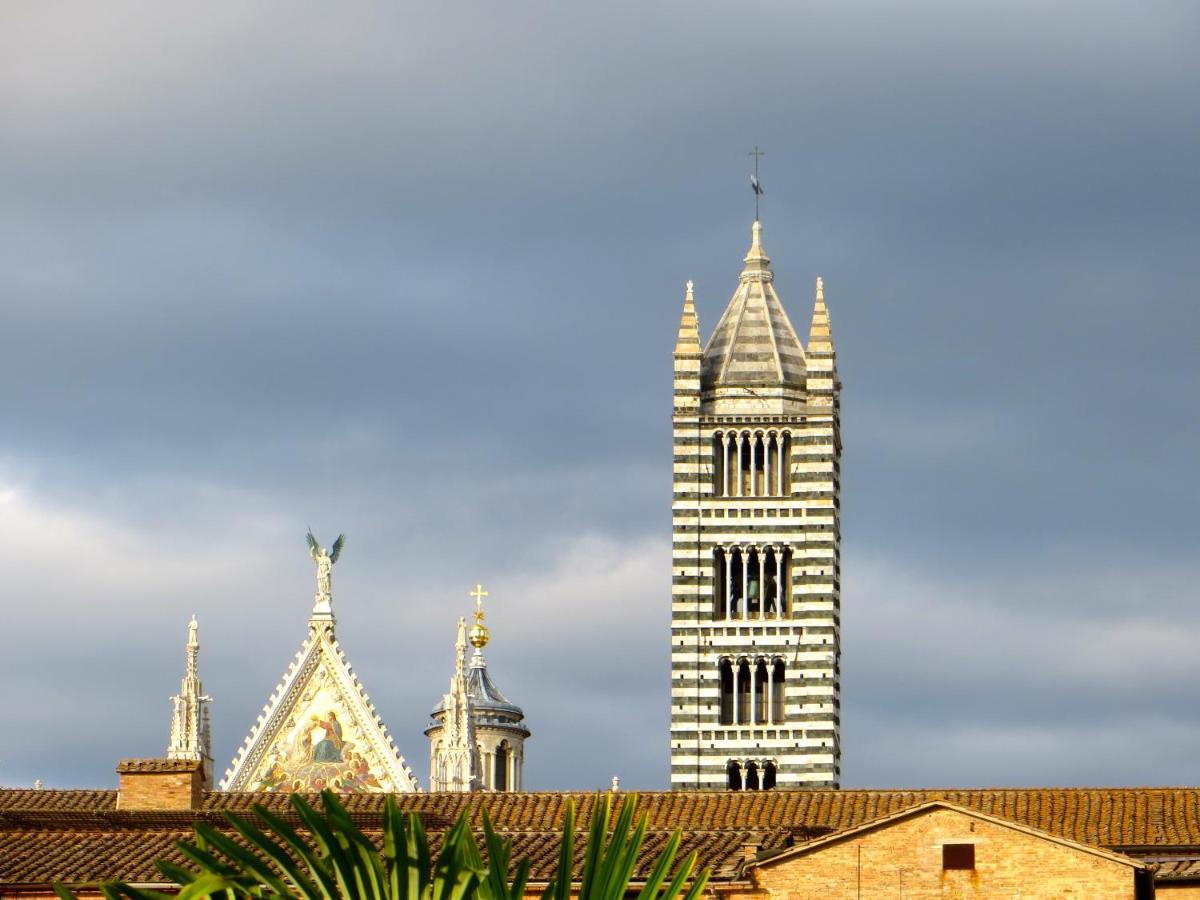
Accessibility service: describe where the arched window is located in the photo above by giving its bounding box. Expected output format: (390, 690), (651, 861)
(771, 660), (786, 723)
(777, 548), (789, 617)
(763, 761), (777, 790)
(718, 659), (734, 725)
(746, 547), (761, 618)
(712, 433), (726, 495)
(745, 761), (760, 791)
(739, 432), (752, 496)
(726, 760), (742, 791)
(754, 658), (769, 725)
(729, 548), (743, 619)
(736, 659), (752, 724)
(494, 742), (509, 791)
(766, 432), (778, 496)
(753, 433), (766, 496)
(713, 548), (726, 619)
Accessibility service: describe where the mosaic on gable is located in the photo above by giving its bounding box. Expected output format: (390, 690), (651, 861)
(248, 664), (384, 793)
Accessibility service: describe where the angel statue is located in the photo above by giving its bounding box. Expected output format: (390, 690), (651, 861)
(307, 530), (345, 612)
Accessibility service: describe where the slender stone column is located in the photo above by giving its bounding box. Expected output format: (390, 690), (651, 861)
(725, 548), (734, 619)
(723, 433), (732, 496)
(732, 661), (740, 724)
(765, 433), (773, 497)
(749, 660), (757, 725)
(767, 663), (775, 725)
(758, 550), (767, 620)
(749, 434), (758, 497)
(741, 549), (749, 619)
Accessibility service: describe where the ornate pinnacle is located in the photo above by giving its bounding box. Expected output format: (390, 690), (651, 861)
(168, 616), (212, 773)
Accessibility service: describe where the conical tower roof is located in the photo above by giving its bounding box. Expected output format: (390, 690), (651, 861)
(700, 221), (807, 390)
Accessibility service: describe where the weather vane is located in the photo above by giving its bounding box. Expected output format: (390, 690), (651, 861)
(749, 146), (765, 220)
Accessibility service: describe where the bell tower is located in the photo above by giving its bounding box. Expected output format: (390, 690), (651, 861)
(670, 219), (841, 790)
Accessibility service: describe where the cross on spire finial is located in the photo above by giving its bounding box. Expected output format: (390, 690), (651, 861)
(469, 583), (490, 649)
(748, 146), (765, 220)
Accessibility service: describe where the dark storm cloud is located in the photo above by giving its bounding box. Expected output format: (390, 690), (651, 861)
(1, 0), (1198, 789)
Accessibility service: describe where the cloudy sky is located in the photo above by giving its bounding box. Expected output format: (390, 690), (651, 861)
(2, 1), (1198, 791)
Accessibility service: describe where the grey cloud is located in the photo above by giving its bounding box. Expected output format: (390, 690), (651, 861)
(1, 0), (1198, 790)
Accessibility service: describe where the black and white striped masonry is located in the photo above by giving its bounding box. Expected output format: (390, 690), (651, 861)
(671, 219), (841, 791)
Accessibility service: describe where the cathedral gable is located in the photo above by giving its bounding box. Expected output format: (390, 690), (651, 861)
(220, 632), (418, 793)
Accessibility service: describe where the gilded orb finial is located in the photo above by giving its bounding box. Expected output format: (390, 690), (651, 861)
(468, 583), (490, 649)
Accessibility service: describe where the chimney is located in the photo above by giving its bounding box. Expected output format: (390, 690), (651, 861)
(116, 758), (204, 811)
(742, 835), (763, 862)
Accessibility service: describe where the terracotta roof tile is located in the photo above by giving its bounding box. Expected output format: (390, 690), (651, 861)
(0, 790), (116, 812)
(1148, 858), (1200, 882)
(6, 788), (1200, 886)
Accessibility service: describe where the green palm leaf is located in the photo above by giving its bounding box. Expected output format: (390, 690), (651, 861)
(57, 789), (708, 900)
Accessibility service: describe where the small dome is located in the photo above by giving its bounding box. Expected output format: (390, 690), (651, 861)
(466, 658), (525, 719)
(431, 653), (526, 724)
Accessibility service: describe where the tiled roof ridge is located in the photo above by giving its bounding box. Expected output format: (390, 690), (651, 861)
(805, 786), (1200, 793)
(117, 758), (202, 774)
(5, 786), (1200, 805)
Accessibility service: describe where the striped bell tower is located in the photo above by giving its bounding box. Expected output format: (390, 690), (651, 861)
(670, 219), (841, 791)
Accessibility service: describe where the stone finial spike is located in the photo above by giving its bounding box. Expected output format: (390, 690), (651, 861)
(743, 219), (770, 267)
(808, 274), (833, 353)
(674, 279), (702, 355)
(455, 616), (468, 678)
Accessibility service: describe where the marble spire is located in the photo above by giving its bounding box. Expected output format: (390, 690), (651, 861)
(431, 617), (476, 791)
(167, 615), (213, 788)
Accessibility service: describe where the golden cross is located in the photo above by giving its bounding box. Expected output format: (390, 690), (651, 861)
(470, 583), (488, 612)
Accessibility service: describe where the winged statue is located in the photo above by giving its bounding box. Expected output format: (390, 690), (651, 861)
(307, 530), (345, 609)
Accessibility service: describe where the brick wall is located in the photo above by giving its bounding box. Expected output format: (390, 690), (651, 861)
(742, 806), (1138, 899)
(1159, 886), (1200, 898)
